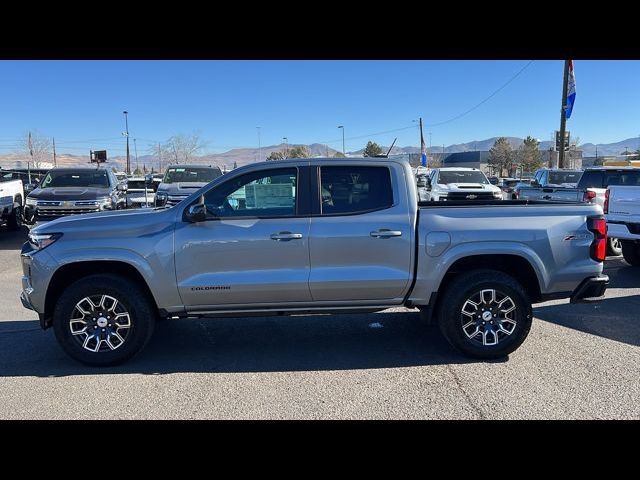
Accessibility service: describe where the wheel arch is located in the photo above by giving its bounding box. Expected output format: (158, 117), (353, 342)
(43, 261), (159, 329)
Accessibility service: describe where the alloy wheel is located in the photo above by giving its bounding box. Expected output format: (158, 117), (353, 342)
(69, 295), (132, 352)
(460, 289), (517, 346)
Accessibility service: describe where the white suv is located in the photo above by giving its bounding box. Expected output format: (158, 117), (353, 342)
(423, 167), (503, 201)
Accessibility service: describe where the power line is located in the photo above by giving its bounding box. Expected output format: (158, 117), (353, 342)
(425, 60), (535, 128)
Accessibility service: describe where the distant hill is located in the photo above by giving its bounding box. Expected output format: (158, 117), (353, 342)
(2, 136), (638, 171)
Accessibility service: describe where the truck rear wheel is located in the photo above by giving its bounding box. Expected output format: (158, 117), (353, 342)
(437, 269), (532, 359)
(607, 238), (622, 256)
(621, 240), (640, 267)
(53, 274), (156, 366)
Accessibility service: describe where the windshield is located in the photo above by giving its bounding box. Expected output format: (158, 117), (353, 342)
(127, 180), (148, 190)
(40, 170), (109, 188)
(548, 171), (582, 185)
(163, 167), (221, 184)
(438, 171), (489, 185)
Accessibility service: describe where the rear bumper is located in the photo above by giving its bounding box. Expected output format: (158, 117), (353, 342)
(607, 222), (640, 241)
(570, 275), (609, 304)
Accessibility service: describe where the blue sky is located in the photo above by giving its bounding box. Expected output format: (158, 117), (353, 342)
(1, 60), (639, 156)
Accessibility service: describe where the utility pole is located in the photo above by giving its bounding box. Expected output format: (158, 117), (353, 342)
(256, 126), (261, 162)
(595, 144), (598, 165)
(157, 143), (162, 172)
(123, 111), (131, 175)
(419, 117), (426, 168)
(52, 137), (57, 167)
(558, 61), (570, 168)
(134, 138), (138, 172)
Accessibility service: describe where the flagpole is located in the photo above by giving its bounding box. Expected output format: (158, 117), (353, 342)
(419, 117), (427, 168)
(558, 60), (570, 169)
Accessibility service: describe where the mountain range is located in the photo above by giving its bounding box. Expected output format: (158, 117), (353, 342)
(2, 137), (638, 172)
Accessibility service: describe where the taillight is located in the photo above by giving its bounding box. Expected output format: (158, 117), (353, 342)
(604, 189), (609, 214)
(583, 190), (596, 203)
(587, 216), (607, 262)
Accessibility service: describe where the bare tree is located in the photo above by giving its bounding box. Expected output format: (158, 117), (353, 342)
(151, 132), (208, 166)
(19, 130), (52, 168)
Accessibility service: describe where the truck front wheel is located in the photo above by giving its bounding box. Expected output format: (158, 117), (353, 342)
(6, 205), (21, 230)
(621, 240), (640, 267)
(437, 269), (533, 359)
(53, 274), (156, 366)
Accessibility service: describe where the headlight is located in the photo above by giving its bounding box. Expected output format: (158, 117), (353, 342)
(28, 232), (62, 250)
(493, 191), (503, 198)
(26, 197), (37, 206)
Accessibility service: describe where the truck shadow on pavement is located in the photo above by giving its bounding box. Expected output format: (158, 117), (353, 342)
(0, 226), (29, 251)
(0, 312), (494, 377)
(534, 295), (640, 347)
(533, 257), (640, 347)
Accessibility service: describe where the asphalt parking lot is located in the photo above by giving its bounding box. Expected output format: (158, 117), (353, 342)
(1, 225), (639, 419)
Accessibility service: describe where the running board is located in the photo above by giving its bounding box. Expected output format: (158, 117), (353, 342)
(179, 305), (398, 318)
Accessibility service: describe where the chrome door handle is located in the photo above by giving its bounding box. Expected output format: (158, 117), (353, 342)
(271, 232), (303, 240)
(370, 230), (402, 238)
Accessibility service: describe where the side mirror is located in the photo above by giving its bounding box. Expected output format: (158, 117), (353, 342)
(117, 183), (127, 192)
(425, 178), (432, 190)
(186, 201), (207, 223)
(24, 183), (37, 193)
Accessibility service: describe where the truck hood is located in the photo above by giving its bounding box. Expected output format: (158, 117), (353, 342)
(546, 182), (578, 188)
(439, 183), (500, 193)
(156, 182), (206, 195)
(28, 186), (111, 201)
(31, 207), (172, 235)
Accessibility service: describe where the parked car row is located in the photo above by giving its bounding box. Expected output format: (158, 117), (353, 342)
(0, 164), (227, 231)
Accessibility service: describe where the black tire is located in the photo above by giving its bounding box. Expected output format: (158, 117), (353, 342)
(53, 274), (156, 366)
(621, 240), (640, 267)
(6, 205), (21, 230)
(607, 237), (623, 256)
(437, 269), (533, 359)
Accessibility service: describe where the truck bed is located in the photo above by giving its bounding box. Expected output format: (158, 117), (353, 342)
(418, 199), (583, 207)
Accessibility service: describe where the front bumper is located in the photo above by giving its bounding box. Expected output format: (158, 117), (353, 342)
(570, 275), (609, 304)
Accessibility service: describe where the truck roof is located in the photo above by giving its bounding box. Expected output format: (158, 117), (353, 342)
(165, 164), (221, 170)
(435, 167), (481, 172)
(585, 166), (640, 170)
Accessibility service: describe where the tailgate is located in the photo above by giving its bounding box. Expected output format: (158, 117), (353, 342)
(608, 186), (640, 223)
(519, 187), (581, 202)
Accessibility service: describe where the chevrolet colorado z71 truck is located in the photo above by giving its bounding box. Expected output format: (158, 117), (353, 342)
(20, 157), (609, 365)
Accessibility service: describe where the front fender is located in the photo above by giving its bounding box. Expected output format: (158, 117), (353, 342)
(51, 247), (182, 310)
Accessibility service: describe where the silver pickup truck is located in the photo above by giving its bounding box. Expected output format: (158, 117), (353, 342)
(516, 168), (584, 202)
(20, 157), (609, 366)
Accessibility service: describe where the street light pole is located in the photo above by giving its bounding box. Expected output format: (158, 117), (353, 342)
(134, 138), (139, 172)
(338, 125), (345, 155)
(283, 137), (288, 158)
(123, 111), (131, 175)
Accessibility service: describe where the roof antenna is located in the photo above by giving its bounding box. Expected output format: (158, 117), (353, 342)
(374, 138), (397, 158)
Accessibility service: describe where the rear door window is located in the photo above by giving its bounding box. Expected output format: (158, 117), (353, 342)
(320, 166), (393, 215)
(578, 171), (604, 189)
